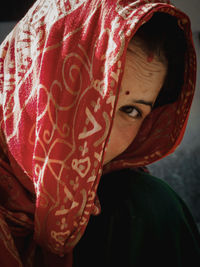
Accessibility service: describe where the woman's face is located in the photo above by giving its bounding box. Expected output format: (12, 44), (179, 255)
(103, 42), (167, 165)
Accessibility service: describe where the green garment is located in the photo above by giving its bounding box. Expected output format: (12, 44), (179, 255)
(73, 169), (200, 266)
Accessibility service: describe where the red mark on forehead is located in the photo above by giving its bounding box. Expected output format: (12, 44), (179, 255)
(125, 91), (130, 95)
(147, 53), (154, 63)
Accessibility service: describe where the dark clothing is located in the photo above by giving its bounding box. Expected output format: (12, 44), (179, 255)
(73, 169), (200, 266)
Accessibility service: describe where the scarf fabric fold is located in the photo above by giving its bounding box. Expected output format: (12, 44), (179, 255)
(0, 0), (196, 265)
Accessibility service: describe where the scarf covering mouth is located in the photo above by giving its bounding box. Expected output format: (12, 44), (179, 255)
(0, 0), (196, 263)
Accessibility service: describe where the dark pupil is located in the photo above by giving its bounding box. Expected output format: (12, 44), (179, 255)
(124, 106), (133, 113)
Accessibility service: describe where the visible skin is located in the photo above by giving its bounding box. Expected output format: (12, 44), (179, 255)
(103, 41), (167, 165)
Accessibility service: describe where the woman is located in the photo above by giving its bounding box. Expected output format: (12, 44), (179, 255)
(0, 0), (199, 266)
(74, 12), (200, 267)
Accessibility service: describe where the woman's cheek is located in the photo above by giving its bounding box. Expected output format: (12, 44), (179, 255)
(104, 119), (141, 164)
(116, 123), (139, 152)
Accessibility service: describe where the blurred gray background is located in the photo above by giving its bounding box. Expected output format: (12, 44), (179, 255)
(0, 1), (200, 228)
(149, 0), (200, 230)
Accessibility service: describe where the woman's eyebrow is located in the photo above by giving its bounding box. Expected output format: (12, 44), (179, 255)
(133, 99), (153, 109)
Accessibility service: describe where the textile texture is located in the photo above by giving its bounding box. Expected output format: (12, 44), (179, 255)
(74, 169), (200, 267)
(0, 0), (196, 266)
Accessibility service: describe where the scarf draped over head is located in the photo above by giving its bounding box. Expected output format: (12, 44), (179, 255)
(0, 0), (196, 263)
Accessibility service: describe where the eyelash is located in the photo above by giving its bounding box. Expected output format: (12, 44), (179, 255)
(119, 105), (142, 119)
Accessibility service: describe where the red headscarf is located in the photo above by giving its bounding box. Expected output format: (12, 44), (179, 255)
(0, 0), (196, 265)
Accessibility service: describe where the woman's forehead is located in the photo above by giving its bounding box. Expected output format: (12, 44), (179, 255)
(128, 35), (168, 66)
(125, 43), (167, 75)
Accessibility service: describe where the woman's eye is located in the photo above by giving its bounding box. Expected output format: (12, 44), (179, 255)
(119, 105), (142, 119)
